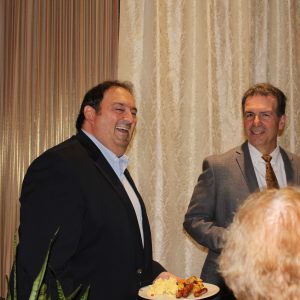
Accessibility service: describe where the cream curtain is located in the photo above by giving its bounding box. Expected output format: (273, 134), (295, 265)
(118, 0), (300, 278)
(0, 0), (119, 296)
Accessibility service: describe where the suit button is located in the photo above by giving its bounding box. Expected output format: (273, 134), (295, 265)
(137, 268), (143, 275)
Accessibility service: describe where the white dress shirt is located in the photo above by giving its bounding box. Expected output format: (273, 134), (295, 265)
(82, 130), (144, 246)
(248, 142), (287, 190)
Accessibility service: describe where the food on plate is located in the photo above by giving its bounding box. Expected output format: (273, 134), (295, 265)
(176, 276), (208, 298)
(147, 277), (178, 296)
(147, 275), (208, 298)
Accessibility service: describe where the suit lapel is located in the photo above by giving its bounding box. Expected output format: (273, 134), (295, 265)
(76, 131), (144, 248)
(124, 169), (153, 271)
(125, 170), (151, 242)
(280, 147), (294, 184)
(236, 142), (259, 193)
(76, 131), (135, 208)
(235, 142), (296, 189)
(94, 154), (144, 245)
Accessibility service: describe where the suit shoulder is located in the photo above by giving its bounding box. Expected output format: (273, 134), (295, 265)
(280, 147), (300, 163)
(204, 145), (242, 164)
(48, 135), (80, 153)
(28, 136), (84, 168)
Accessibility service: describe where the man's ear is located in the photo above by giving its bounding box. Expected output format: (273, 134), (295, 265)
(83, 105), (96, 122)
(279, 114), (286, 129)
(278, 114), (286, 135)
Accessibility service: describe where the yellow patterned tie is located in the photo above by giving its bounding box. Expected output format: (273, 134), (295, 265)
(262, 154), (279, 189)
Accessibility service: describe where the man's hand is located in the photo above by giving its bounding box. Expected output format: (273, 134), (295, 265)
(155, 271), (182, 281)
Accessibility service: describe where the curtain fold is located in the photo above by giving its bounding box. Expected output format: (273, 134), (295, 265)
(118, 0), (300, 278)
(0, 0), (119, 296)
(2, 0), (300, 295)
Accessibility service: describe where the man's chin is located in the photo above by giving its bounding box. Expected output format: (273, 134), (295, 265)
(116, 140), (131, 151)
(248, 138), (265, 148)
(248, 134), (265, 143)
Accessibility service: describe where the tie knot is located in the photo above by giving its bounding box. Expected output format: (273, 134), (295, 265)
(262, 154), (272, 163)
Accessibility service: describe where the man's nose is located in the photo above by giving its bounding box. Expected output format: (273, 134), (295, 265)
(123, 110), (135, 122)
(253, 114), (261, 125)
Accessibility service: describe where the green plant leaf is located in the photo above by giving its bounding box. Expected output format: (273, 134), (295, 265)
(29, 228), (59, 300)
(56, 280), (66, 300)
(6, 233), (17, 300)
(80, 286), (90, 300)
(65, 285), (82, 300)
(13, 234), (17, 300)
(5, 227), (91, 300)
(5, 274), (12, 300)
(37, 283), (48, 300)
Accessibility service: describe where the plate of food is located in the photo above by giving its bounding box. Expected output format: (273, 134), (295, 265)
(138, 276), (219, 299)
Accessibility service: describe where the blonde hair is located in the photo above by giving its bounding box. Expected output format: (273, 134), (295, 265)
(219, 187), (300, 300)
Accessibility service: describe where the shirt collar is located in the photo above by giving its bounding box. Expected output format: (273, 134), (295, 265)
(81, 129), (129, 178)
(248, 142), (280, 164)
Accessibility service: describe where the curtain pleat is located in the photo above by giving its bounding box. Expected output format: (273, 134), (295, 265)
(0, 0), (119, 296)
(118, 0), (300, 278)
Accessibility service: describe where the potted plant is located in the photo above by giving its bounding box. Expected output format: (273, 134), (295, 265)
(6, 229), (90, 300)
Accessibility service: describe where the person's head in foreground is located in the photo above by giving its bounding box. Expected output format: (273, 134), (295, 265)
(219, 187), (300, 300)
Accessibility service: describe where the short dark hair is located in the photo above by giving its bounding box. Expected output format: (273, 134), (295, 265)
(241, 83), (287, 117)
(76, 80), (134, 131)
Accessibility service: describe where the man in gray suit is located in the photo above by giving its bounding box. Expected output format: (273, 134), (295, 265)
(183, 83), (300, 299)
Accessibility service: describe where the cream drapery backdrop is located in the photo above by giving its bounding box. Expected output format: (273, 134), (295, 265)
(0, 0), (119, 296)
(118, 0), (300, 278)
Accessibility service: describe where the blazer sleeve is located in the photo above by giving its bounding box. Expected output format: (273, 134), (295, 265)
(152, 261), (165, 278)
(183, 158), (226, 253)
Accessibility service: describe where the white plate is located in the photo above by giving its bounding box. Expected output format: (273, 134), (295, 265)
(138, 282), (220, 299)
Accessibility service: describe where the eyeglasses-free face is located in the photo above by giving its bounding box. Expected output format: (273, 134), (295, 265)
(243, 94), (286, 154)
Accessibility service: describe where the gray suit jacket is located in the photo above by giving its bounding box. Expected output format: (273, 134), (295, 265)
(183, 141), (300, 287)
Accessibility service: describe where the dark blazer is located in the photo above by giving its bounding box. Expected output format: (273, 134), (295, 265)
(183, 141), (300, 295)
(13, 131), (164, 300)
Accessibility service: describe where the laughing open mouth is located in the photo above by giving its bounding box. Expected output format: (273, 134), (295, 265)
(116, 126), (130, 133)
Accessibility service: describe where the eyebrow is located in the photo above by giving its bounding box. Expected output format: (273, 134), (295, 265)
(113, 102), (138, 113)
(244, 110), (273, 113)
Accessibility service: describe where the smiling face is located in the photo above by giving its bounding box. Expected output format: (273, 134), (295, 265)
(243, 94), (286, 154)
(82, 86), (137, 157)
